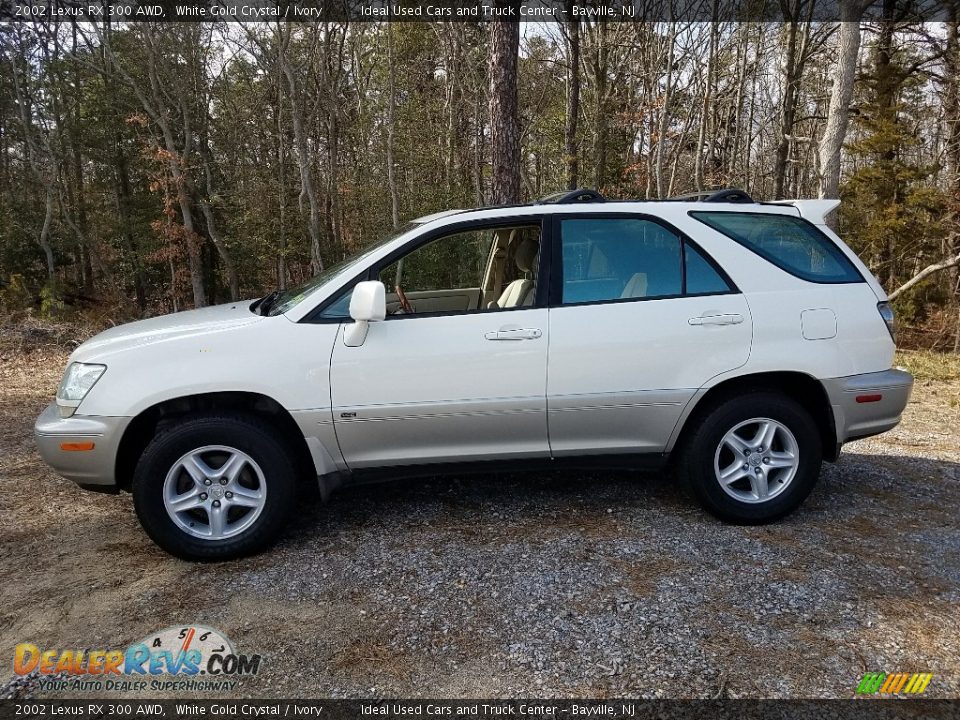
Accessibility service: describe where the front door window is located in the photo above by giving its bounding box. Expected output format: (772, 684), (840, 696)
(317, 223), (542, 320)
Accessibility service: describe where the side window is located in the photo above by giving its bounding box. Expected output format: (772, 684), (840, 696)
(316, 285), (354, 320)
(378, 225), (540, 315)
(314, 223), (543, 320)
(559, 218), (682, 304)
(685, 243), (731, 295)
(379, 229), (492, 294)
(690, 211), (862, 283)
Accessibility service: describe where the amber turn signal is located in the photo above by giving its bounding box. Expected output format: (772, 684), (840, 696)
(60, 441), (95, 452)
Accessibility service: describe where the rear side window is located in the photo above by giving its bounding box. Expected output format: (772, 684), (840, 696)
(557, 218), (732, 305)
(690, 211), (862, 283)
(685, 244), (731, 295)
(560, 218), (682, 303)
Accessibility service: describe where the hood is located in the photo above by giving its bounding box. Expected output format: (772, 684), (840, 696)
(71, 301), (267, 363)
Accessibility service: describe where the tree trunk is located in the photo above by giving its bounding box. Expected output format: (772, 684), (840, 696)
(386, 24), (400, 228)
(592, 23), (609, 190)
(279, 32), (324, 274)
(474, 92), (485, 206)
(564, 6), (580, 190)
(943, 15), (960, 349)
(39, 187), (55, 281)
(6, 32), (57, 283)
(888, 249), (960, 301)
(655, 22), (676, 198)
(140, 30), (206, 307)
(818, 2), (864, 209)
(875, 0), (899, 288)
(114, 134), (146, 313)
(276, 71), (288, 291)
(774, 13), (801, 199)
(440, 24), (461, 204)
(488, 15), (521, 205)
(198, 118), (240, 301)
(199, 192), (240, 302)
(694, 14), (718, 191)
(69, 25), (94, 295)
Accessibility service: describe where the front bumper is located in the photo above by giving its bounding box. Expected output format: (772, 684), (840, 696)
(822, 368), (914, 444)
(34, 403), (131, 490)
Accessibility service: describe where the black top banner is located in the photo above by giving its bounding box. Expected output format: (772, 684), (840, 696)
(1, 0), (959, 22)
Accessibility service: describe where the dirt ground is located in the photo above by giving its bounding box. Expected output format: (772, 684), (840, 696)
(1, 334), (958, 699)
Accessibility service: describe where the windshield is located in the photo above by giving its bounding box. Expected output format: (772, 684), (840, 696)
(266, 222), (418, 316)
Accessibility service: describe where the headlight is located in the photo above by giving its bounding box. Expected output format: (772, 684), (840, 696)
(56, 362), (106, 417)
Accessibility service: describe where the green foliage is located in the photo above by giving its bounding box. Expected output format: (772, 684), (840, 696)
(839, 33), (948, 304)
(39, 283), (64, 319)
(0, 274), (34, 314)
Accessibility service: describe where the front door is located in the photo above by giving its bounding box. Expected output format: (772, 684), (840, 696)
(546, 215), (753, 456)
(329, 219), (550, 468)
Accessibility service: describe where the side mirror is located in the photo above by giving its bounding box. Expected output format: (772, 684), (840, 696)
(344, 281), (386, 347)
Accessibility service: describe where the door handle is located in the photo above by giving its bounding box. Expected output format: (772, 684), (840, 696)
(688, 313), (744, 326)
(484, 328), (543, 341)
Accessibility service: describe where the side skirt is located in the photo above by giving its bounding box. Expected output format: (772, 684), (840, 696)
(322, 452), (670, 490)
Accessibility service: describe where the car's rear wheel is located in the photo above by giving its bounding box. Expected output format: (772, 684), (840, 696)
(679, 392), (822, 524)
(133, 413), (297, 560)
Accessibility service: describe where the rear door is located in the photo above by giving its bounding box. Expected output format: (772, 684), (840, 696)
(546, 214), (752, 456)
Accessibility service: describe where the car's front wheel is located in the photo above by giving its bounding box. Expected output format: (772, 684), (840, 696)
(133, 413), (297, 560)
(679, 392), (822, 524)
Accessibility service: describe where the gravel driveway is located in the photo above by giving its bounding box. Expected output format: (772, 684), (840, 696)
(1, 336), (958, 699)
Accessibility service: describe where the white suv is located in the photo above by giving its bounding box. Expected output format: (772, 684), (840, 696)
(35, 189), (913, 560)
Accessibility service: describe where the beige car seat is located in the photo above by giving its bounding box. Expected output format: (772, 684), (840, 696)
(492, 237), (539, 308)
(620, 272), (648, 299)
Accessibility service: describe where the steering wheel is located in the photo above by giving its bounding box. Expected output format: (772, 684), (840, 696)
(395, 284), (414, 314)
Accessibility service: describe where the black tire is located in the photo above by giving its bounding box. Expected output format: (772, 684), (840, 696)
(133, 413), (297, 561)
(678, 392), (822, 524)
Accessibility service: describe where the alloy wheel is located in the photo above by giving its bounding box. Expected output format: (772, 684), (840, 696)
(162, 445), (267, 540)
(713, 418), (800, 504)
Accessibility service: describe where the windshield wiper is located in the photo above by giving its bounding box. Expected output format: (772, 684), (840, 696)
(255, 289), (282, 316)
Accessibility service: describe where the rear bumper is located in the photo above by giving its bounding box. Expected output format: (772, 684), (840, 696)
(34, 403), (130, 490)
(822, 368), (913, 443)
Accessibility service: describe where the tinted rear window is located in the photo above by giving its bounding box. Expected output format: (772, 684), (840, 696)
(690, 211), (862, 283)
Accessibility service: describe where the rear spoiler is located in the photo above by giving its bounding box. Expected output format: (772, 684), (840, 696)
(767, 199), (840, 226)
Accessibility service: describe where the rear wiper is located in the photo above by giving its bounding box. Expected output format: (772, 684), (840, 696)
(255, 289), (281, 316)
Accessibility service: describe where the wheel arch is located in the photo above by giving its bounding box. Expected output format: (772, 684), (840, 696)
(670, 371), (838, 462)
(115, 391), (315, 492)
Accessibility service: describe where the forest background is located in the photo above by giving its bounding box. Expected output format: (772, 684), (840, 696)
(3, 3), (960, 350)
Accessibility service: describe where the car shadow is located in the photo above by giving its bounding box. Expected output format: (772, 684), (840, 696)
(285, 449), (960, 542)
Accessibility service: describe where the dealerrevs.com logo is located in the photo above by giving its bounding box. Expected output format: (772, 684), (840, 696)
(13, 625), (262, 693)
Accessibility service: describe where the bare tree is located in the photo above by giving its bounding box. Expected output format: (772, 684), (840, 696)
(386, 24), (400, 228)
(694, 17), (718, 191)
(276, 25), (325, 274)
(4, 27), (57, 281)
(563, 5), (581, 190)
(773, 0), (817, 199)
(91, 24), (208, 306)
(818, 0), (871, 207)
(654, 21), (678, 198)
(488, 13), (521, 205)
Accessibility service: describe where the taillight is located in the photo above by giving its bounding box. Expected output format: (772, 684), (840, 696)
(877, 302), (896, 342)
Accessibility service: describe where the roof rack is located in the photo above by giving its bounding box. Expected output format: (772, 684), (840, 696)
(667, 188), (755, 203)
(535, 188), (606, 205)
